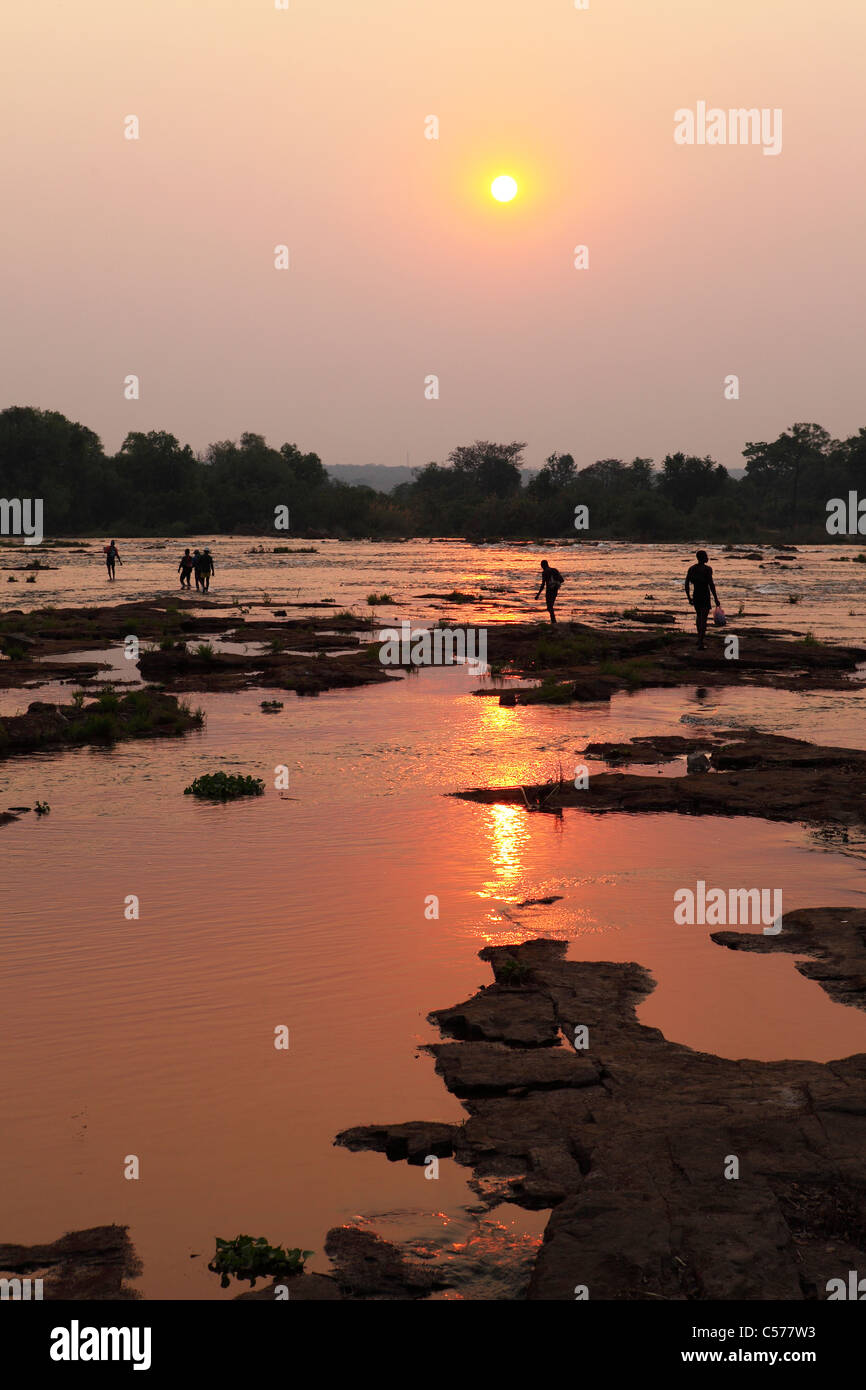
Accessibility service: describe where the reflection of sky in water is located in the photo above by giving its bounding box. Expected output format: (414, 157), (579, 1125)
(1, 548), (866, 1298)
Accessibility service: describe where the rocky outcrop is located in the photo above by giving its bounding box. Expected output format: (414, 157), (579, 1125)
(0, 691), (203, 762)
(0, 1225), (141, 1299)
(712, 906), (866, 1013)
(336, 926), (866, 1299)
(467, 620), (866, 701)
(335, 1120), (457, 1164)
(453, 729), (866, 828)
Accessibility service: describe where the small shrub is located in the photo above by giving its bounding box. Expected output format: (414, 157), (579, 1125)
(195, 642), (215, 661)
(495, 956), (533, 986)
(367, 593), (395, 605)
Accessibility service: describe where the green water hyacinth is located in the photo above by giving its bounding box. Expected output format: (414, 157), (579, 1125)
(184, 772), (264, 800)
(208, 1235), (313, 1288)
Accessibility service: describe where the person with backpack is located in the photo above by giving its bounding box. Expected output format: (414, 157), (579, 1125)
(535, 559), (564, 625)
(104, 540), (122, 580)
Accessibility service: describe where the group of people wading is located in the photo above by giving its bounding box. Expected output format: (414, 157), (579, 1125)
(536, 549), (723, 649)
(177, 547), (215, 591)
(102, 541), (215, 593)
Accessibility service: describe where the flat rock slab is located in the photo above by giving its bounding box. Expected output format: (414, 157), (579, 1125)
(429, 984), (559, 1047)
(429, 1040), (601, 1096)
(334, 1120), (457, 1164)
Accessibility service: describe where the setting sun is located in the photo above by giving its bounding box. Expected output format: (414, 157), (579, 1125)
(490, 174), (518, 202)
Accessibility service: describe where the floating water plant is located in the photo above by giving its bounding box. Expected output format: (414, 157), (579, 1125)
(208, 1235), (312, 1289)
(184, 772), (264, 800)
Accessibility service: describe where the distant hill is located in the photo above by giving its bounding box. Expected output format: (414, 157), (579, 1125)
(327, 463), (746, 493)
(325, 465), (416, 492)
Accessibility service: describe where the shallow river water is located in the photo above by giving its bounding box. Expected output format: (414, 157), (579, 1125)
(1, 538), (865, 1297)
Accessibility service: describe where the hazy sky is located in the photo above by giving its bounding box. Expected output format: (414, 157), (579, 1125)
(2, 0), (864, 472)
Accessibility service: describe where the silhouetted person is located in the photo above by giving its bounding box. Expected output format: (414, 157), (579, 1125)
(178, 548), (194, 589)
(684, 549), (719, 650)
(192, 549), (203, 591)
(535, 559), (564, 625)
(200, 547), (215, 592)
(104, 540), (121, 580)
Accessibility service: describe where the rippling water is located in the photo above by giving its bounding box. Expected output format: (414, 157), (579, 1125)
(1, 539), (865, 1297)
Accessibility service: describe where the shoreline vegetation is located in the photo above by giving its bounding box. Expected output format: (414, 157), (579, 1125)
(2, 408), (866, 541)
(0, 688), (203, 769)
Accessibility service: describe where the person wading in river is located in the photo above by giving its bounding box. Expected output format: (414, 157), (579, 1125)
(684, 549), (720, 650)
(178, 548), (194, 589)
(104, 540), (122, 580)
(535, 559), (565, 625)
(200, 547), (215, 592)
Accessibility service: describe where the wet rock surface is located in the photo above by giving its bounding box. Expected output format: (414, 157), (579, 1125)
(336, 925), (866, 1299)
(0, 1225), (141, 1299)
(467, 619), (866, 702)
(454, 729), (866, 828)
(335, 1120), (458, 1164)
(0, 600), (392, 696)
(430, 983), (560, 1047)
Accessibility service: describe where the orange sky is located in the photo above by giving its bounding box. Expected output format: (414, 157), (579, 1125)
(1, 0), (863, 470)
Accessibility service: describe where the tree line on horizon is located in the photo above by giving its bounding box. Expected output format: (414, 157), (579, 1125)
(1, 406), (864, 542)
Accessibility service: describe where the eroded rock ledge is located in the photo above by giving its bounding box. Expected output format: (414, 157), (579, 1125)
(334, 920), (866, 1300)
(0, 1225), (141, 1299)
(452, 729), (866, 827)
